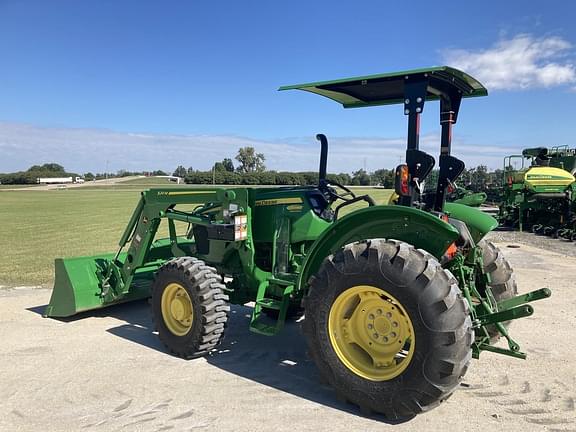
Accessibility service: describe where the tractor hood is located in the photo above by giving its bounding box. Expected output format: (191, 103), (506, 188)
(279, 66), (487, 109)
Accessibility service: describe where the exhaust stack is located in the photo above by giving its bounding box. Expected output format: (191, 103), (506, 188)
(316, 133), (328, 186)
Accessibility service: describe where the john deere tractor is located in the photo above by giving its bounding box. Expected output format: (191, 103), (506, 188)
(447, 184), (487, 207)
(45, 67), (550, 420)
(499, 147), (576, 236)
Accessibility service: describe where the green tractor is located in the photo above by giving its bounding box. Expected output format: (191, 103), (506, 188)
(447, 184), (487, 207)
(499, 147), (576, 236)
(45, 67), (550, 420)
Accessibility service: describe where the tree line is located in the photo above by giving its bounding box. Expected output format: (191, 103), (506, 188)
(180, 166), (506, 188)
(0, 163), (79, 185)
(179, 147), (507, 189)
(0, 163), (169, 185)
(0, 147), (507, 189)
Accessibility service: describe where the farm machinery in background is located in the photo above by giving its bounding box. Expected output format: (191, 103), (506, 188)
(498, 147), (576, 239)
(44, 67), (550, 420)
(447, 184), (487, 207)
(548, 145), (576, 174)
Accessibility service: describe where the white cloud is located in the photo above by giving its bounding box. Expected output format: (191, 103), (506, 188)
(443, 34), (576, 90)
(0, 122), (516, 174)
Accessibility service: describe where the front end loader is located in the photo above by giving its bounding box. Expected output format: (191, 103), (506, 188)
(46, 66), (550, 420)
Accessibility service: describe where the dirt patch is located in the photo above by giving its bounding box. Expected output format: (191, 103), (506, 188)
(0, 244), (574, 431)
(488, 229), (576, 258)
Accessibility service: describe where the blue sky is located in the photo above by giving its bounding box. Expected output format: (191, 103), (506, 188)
(0, 0), (575, 174)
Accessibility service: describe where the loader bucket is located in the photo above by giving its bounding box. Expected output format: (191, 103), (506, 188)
(44, 253), (153, 318)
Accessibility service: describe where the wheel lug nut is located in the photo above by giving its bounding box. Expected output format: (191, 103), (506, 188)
(383, 336), (389, 343)
(390, 332), (397, 338)
(367, 324), (373, 329)
(392, 321), (398, 327)
(386, 312), (392, 318)
(369, 314), (375, 319)
(376, 309), (382, 315)
(373, 333), (379, 339)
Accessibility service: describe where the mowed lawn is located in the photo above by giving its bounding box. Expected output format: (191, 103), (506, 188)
(0, 185), (392, 287)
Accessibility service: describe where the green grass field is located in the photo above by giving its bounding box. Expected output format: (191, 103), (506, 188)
(0, 183), (391, 287)
(0, 184), (42, 189)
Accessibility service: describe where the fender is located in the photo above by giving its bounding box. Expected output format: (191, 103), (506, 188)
(444, 202), (498, 244)
(297, 205), (459, 291)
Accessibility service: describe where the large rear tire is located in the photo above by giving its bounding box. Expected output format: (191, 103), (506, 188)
(151, 257), (229, 359)
(303, 239), (473, 420)
(478, 240), (518, 340)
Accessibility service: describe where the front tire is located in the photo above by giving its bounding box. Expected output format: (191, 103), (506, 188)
(151, 257), (230, 359)
(303, 239), (473, 420)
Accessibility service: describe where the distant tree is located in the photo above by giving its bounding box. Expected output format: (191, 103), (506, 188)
(152, 170), (168, 176)
(173, 165), (187, 177)
(43, 163), (65, 172)
(474, 165), (489, 188)
(84, 172), (95, 181)
(187, 166), (195, 175)
(27, 163), (65, 173)
(45, 163), (65, 172)
(327, 173), (352, 185)
(372, 168), (395, 188)
(351, 169), (371, 186)
(235, 147), (266, 173)
(491, 168), (504, 187)
(222, 158), (234, 172)
(425, 169), (439, 191)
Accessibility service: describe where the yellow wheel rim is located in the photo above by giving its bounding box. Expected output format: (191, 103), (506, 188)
(161, 282), (194, 336)
(328, 285), (415, 381)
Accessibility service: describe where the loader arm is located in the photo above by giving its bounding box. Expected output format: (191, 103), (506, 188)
(45, 188), (250, 317)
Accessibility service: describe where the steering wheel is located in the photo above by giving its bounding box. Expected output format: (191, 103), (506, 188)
(322, 180), (357, 202)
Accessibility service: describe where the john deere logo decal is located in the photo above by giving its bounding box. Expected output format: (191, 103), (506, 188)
(255, 198), (303, 206)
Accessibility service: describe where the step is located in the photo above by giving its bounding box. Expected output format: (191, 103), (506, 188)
(256, 298), (282, 310)
(267, 276), (296, 286)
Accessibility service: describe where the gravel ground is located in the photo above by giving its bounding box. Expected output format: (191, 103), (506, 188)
(0, 238), (575, 431)
(487, 229), (576, 258)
